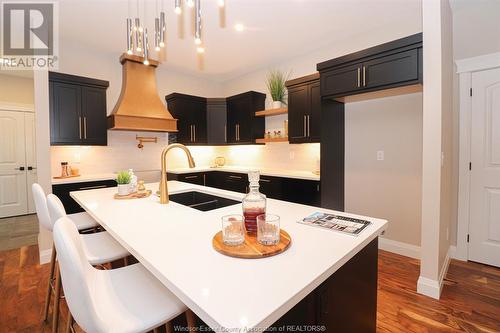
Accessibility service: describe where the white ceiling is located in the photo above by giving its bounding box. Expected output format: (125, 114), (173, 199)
(59, 0), (422, 81)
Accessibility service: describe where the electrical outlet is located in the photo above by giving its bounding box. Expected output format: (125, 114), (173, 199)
(377, 151), (384, 161)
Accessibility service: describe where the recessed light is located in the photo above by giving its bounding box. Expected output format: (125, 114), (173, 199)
(196, 46), (205, 54)
(234, 23), (244, 32)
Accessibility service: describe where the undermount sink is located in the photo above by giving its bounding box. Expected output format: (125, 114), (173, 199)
(169, 191), (240, 211)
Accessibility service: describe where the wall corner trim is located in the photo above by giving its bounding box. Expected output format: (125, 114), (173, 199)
(455, 52), (500, 73)
(39, 248), (52, 265)
(416, 245), (453, 300)
(0, 101), (34, 112)
(378, 237), (421, 259)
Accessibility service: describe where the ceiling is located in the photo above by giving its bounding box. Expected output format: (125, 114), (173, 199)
(59, 0), (422, 81)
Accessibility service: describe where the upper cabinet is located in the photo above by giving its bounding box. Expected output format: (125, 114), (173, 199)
(226, 91), (265, 144)
(317, 33), (422, 99)
(286, 73), (321, 144)
(49, 72), (109, 146)
(166, 93), (208, 145)
(207, 98), (227, 145)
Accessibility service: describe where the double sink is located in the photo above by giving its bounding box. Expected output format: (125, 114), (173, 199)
(169, 191), (240, 211)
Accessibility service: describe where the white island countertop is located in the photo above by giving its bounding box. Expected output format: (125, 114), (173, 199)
(71, 181), (387, 331)
(52, 173), (116, 185)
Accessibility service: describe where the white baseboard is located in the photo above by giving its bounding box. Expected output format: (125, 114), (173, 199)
(378, 237), (421, 259)
(416, 245), (452, 300)
(39, 248), (52, 265)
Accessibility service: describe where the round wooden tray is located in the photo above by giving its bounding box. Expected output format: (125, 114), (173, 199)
(212, 229), (291, 259)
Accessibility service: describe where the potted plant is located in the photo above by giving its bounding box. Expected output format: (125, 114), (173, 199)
(116, 171), (131, 196)
(266, 69), (289, 109)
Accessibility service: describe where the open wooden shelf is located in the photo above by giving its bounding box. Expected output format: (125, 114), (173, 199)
(255, 107), (288, 117)
(255, 137), (288, 144)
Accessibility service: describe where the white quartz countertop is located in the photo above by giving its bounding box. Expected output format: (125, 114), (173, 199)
(52, 173), (116, 185)
(168, 165), (320, 181)
(71, 181), (387, 331)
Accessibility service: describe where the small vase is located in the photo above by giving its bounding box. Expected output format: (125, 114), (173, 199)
(272, 101), (282, 109)
(117, 184), (129, 196)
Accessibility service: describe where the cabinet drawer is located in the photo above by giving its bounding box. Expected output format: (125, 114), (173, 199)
(52, 180), (116, 214)
(177, 172), (206, 186)
(362, 49), (419, 90)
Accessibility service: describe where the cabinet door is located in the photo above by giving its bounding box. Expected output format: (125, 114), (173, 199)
(320, 63), (362, 97)
(191, 100), (207, 144)
(308, 81), (321, 142)
(281, 178), (320, 206)
(50, 82), (82, 145)
(362, 49), (419, 90)
(52, 180), (116, 214)
(227, 97), (252, 144)
(81, 86), (107, 145)
(259, 176), (282, 199)
(207, 101), (227, 144)
(226, 99), (238, 144)
(167, 99), (192, 144)
(288, 85), (309, 143)
(221, 172), (248, 193)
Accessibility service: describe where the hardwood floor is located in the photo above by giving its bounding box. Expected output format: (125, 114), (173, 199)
(0, 215), (38, 252)
(0, 246), (499, 332)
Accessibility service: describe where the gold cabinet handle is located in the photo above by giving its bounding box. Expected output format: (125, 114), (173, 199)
(83, 117), (87, 139)
(224, 125), (227, 142)
(79, 117), (82, 139)
(193, 125), (196, 142)
(303, 115), (307, 137)
(307, 115), (310, 137)
(357, 68), (361, 87)
(363, 66), (366, 87)
(184, 175), (199, 179)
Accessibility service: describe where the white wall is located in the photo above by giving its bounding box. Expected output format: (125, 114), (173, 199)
(0, 74), (34, 105)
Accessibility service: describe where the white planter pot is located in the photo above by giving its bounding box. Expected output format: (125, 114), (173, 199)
(117, 184), (130, 196)
(272, 101), (283, 109)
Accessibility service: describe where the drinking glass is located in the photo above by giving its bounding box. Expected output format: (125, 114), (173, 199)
(221, 214), (245, 246)
(257, 214), (280, 245)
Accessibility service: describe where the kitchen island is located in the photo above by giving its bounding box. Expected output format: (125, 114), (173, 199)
(71, 181), (387, 332)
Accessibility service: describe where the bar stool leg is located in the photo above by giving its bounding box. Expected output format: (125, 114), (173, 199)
(52, 265), (62, 333)
(43, 244), (57, 322)
(165, 321), (174, 333)
(185, 309), (197, 330)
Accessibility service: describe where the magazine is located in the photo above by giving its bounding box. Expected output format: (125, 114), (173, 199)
(298, 212), (371, 236)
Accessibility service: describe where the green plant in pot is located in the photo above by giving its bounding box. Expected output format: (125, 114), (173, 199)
(116, 171), (131, 196)
(266, 69), (290, 109)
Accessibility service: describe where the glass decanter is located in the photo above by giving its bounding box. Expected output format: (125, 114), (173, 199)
(242, 170), (266, 235)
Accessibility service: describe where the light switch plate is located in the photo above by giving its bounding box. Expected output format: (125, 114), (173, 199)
(377, 150), (384, 161)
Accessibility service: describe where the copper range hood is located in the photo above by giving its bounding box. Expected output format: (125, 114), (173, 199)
(107, 53), (177, 132)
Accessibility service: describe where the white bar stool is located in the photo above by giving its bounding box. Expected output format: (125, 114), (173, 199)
(32, 184), (129, 333)
(54, 217), (196, 333)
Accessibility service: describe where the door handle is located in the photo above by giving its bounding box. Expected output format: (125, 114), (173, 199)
(363, 66), (366, 87)
(27, 166), (36, 170)
(184, 175), (199, 179)
(77, 185), (107, 190)
(235, 124), (237, 141)
(224, 125), (227, 142)
(79, 117), (82, 139)
(83, 117), (87, 139)
(303, 115), (307, 137)
(193, 125), (196, 142)
(228, 175), (242, 179)
(260, 178), (271, 183)
(15, 167), (25, 171)
(357, 67), (361, 87)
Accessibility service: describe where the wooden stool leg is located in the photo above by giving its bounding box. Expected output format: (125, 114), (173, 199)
(52, 265), (62, 333)
(165, 321), (174, 333)
(153, 328), (159, 333)
(43, 244), (57, 322)
(65, 312), (73, 333)
(185, 309), (197, 330)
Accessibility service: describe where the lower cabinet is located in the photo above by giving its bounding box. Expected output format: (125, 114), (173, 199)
(52, 180), (117, 214)
(169, 170), (321, 206)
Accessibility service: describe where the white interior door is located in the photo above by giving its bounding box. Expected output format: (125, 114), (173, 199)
(24, 112), (37, 214)
(469, 67), (500, 267)
(0, 111), (28, 218)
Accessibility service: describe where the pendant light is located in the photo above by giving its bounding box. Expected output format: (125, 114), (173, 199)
(175, 0), (182, 14)
(143, 28), (150, 65)
(194, 0), (201, 45)
(126, 18), (133, 54)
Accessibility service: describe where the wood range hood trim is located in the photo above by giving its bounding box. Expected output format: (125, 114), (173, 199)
(107, 53), (178, 132)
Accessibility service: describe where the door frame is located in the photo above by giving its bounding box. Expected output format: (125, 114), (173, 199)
(456, 52), (500, 261)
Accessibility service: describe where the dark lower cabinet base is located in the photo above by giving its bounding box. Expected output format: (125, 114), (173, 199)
(172, 237), (378, 332)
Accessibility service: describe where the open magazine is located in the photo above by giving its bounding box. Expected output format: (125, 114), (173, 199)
(298, 212), (371, 236)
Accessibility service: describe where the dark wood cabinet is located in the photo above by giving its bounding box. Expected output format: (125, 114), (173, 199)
(281, 178), (321, 206)
(166, 93), (208, 145)
(52, 180), (116, 214)
(226, 91), (265, 144)
(167, 172), (207, 186)
(317, 33), (422, 99)
(207, 98), (227, 145)
(286, 74), (321, 144)
(49, 72), (109, 146)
